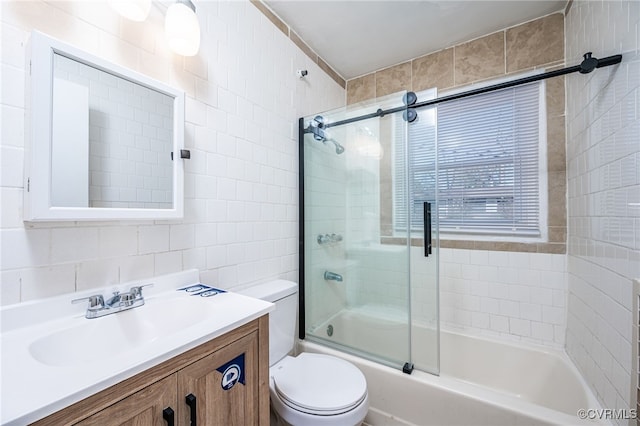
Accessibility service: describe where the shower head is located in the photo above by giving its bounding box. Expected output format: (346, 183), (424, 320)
(304, 115), (345, 155)
(331, 139), (345, 154)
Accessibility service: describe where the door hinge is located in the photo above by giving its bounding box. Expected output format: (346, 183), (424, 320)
(27, 178), (30, 192)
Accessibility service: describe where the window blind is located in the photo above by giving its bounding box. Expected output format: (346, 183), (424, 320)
(395, 81), (544, 237)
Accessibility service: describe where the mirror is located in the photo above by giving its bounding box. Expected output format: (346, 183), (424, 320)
(25, 31), (185, 221)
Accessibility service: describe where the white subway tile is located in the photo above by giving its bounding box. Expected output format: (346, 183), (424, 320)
(531, 322), (554, 341)
(206, 199), (228, 222)
(488, 282), (509, 299)
(138, 225), (169, 254)
(551, 289), (566, 307)
(507, 284), (530, 303)
(154, 251), (182, 276)
(51, 228), (99, 263)
(469, 281), (489, 297)
(499, 300), (520, 318)
(217, 177), (237, 200)
(530, 287), (554, 306)
(217, 88), (237, 115)
(0, 188), (23, 228)
(529, 253), (552, 271)
(194, 175), (218, 199)
(460, 264), (479, 280)
(539, 270), (566, 289)
(496, 266), (519, 284)
(509, 318), (531, 337)
(0, 269), (21, 305)
(170, 224), (195, 251)
(182, 247), (206, 271)
(19, 265), (75, 301)
(1, 105), (24, 148)
(99, 227), (137, 258)
(216, 223), (237, 244)
(207, 107), (228, 134)
(520, 303), (542, 321)
(76, 258), (119, 291)
(489, 314), (509, 333)
(508, 252), (530, 269)
(1, 146), (24, 188)
(487, 250), (509, 267)
(468, 250), (488, 265)
(1, 64), (24, 108)
(471, 311), (490, 329)
(542, 305), (565, 326)
(217, 264), (238, 286)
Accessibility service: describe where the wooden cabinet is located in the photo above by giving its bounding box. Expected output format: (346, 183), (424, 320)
(178, 332), (259, 425)
(32, 316), (269, 426)
(75, 376), (178, 426)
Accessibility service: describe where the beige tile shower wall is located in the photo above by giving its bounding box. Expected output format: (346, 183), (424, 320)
(565, 0), (640, 422)
(347, 13), (567, 255)
(0, 1), (345, 304)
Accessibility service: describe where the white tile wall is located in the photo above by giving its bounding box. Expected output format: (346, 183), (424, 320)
(565, 0), (640, 422)
(0, 0), (345, 304)
(440, 248), (567, 348)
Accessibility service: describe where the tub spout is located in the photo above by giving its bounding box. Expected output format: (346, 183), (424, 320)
(324, 271), (343, 282)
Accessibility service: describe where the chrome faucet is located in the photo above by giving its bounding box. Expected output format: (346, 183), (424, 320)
(72, 284), (154, 319)
(105, 291), (122, 308)
(317, 233), (343, 245)
(324, 271), (343, 282)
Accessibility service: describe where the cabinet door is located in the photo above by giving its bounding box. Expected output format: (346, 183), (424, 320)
(75, 375), (177, 426)
(177, 331), (259, 426)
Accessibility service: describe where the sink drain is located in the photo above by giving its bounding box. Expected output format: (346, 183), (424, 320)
(326, 324), (334, 337)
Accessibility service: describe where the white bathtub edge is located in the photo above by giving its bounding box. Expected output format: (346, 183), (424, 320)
(299, 339), (609, 426)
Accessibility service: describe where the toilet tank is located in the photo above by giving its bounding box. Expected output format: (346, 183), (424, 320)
(239, 280), (297, 366)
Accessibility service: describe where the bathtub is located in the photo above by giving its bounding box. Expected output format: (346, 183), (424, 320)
(300, 307), (606, 425)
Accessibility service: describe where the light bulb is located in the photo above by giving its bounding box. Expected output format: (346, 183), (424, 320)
(109, 0), (151, 22)
(165, 0), (201, 56)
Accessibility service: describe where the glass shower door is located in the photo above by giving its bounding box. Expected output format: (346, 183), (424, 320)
(301, 92), (417, 370)
(407, 89), (440, 375)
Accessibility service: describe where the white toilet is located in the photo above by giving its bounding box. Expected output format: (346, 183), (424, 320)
(240, 280), (369, 426)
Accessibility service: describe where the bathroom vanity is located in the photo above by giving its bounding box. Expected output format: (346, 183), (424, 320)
(0, 270), (273, 425)
(33, 317), (269, 425)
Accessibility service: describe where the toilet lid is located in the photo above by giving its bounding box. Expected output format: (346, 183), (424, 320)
(272, 353), (367, 415)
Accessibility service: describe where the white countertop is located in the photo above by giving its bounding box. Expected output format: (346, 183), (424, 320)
(0, 270), (274, 425)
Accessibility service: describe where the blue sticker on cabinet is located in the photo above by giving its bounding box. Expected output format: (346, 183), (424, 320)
(216, 354), (245, 390)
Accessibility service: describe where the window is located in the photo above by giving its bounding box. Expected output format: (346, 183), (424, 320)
(394, 80), (546, 238)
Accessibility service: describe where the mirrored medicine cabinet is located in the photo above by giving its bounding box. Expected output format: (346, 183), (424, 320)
(24, 31), (186, 221)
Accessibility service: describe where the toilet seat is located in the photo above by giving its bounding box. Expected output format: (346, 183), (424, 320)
(271, 353), (368, 416)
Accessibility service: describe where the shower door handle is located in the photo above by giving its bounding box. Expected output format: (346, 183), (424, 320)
(423, 202), (432, 257)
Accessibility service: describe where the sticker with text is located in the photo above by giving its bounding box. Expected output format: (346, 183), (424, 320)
(216, 353), (245, 391)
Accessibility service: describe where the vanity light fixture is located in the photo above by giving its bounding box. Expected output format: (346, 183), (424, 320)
(165, 0), (201, 56)
(109, 0), (152, 22)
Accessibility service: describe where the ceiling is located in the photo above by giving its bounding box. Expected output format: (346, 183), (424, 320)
(264, 1), (567, 80)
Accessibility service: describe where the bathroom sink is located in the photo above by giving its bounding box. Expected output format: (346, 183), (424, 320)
(1, 269), (275, 426)
(28, 296), (209, 366)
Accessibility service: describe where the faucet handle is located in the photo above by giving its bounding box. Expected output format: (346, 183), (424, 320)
(71, 294), (105, 308)
(129, 283), (154, 298)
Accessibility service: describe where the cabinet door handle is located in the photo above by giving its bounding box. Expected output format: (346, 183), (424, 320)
(162, 407), (175, 426)
(185, 393), (197, 426)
